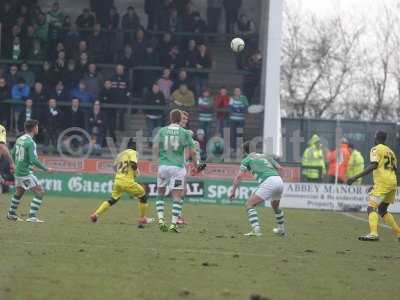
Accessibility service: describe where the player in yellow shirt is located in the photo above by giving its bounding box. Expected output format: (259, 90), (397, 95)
(90, 139), (153, 228)
(347, 131), (400, 241)
(0, 124), (15, 173)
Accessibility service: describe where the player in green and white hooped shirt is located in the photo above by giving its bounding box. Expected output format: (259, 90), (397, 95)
(229, 142), (285, 237)
(153, 109), (199, 233)
(7, 120), (52, 223)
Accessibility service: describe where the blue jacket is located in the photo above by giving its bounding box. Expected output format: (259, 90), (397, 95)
(70, 87), (94, 105)
(11, 84), (30, 101)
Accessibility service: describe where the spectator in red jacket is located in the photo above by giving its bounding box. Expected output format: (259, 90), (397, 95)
(214, 86), (229, 137)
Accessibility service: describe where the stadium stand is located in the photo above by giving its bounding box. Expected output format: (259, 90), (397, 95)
(0, 0), (261, 160)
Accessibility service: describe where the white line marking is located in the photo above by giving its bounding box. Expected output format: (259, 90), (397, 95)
(342, 212), (390, 229)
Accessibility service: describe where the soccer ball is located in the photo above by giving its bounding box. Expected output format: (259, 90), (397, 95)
(231, 38), (245, 53)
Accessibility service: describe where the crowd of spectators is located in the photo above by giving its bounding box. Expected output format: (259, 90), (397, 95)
(0, 0), (259, 160)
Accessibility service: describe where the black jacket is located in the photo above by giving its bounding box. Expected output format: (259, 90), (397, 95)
(64, 107), (85, 129)
(144, 90), (165, 116)
(17, 107), (38, 132)
(41, 106), (63, 132)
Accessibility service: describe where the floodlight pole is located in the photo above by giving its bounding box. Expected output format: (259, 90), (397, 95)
(261, 0), (283, 157)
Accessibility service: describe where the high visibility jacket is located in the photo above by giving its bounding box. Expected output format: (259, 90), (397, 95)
(302, 135), (326, 180)
(346, 150), (365, 185)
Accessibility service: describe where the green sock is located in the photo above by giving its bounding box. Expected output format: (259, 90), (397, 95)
(247, 208), (261, 232)
(274, 208), (285, 229)
(156, 196), (165, 220)
(9, 195), (22, 215)
(29, 197), (43, 218)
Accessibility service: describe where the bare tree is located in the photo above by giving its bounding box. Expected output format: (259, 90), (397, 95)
(281, 4), (363, 119)
(357, 6), (397, 121)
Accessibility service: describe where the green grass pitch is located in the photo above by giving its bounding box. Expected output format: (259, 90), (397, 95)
(0, 196), (399, 300)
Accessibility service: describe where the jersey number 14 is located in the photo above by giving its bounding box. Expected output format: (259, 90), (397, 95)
(164, 135), (179, 151)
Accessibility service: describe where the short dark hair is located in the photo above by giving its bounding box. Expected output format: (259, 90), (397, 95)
(127, 138), (136, 150)
(24, 119), (39, 132)
(170, 109), (182, 124)
(375, 130), (387, 143)
(242, 141), (251, 155)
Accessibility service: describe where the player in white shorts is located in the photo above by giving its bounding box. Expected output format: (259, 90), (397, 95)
(153, 110), (200, 233)
(229, 142), (285, 236)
